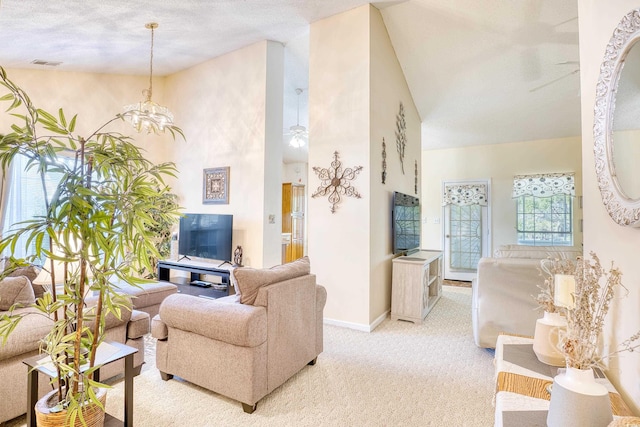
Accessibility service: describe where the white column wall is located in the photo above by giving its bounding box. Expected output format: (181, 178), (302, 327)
(309, 6), (372, 327)
(262, 42), (285, 268)
(309, 5), (420, 329)
(578, 0), (640, 413)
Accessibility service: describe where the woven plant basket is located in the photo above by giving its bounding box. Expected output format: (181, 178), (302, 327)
(35, 387), (107, 427)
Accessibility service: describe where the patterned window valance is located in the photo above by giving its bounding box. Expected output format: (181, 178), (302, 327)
(442, 183), (488, 206)
(512, 173), (575, 198)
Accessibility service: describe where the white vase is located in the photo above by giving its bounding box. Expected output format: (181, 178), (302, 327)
(532, 311), (567, 366)
(547, 366), (613, 427)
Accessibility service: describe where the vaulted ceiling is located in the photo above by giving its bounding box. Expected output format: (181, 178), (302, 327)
(0, 0), (581, 162)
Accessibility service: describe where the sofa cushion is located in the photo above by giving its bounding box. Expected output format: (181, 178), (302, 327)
(0, 276), (36, 310)
(0, 257), (43, 298)
(494, 245), (582, 260)
(0, 307), (53, 361)
(84, 295), (133, 330)
(6, 265), (40, 282)
(233, 256), (310, 305)
(159, 294), (267, 347)
(111, 280), (178, 311)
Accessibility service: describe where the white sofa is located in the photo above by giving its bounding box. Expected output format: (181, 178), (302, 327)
(472, 245), (581, 348)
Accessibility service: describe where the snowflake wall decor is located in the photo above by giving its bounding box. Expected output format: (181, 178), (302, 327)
(312, 151), (363, 213)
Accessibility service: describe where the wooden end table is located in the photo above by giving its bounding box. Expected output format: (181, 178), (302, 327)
(23, 341), (137, 427)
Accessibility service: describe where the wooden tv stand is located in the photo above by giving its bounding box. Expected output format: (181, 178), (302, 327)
(391, 250), (443, 324)
(157, 259), (235, 299)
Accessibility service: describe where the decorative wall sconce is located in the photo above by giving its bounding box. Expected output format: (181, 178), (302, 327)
(382, 138), (387, 184)
(395, 102), (407, 174)
(415, 160), (418, 194)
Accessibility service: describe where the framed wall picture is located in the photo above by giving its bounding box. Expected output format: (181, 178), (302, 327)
(203, 167), (230, 204)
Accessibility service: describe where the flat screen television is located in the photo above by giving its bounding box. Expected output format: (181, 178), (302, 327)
(178, 213), (233, 262)
(392, 192), (421, 255)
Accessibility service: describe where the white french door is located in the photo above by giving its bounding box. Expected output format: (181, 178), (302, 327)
(442, 180), (490, 281)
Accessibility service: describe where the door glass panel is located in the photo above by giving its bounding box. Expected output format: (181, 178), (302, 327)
(448, 204), (482, 271)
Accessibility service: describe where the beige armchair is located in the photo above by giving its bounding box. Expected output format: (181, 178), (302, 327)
(152, 257), (326, 413)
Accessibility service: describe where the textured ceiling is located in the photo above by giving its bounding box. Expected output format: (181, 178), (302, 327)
(382, 0), (581, 149)
(0, 0), (373, 76)
(0, 0), (581, 158)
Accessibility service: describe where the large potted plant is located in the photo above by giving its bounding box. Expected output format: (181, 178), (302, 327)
(0, 67), (182, 425)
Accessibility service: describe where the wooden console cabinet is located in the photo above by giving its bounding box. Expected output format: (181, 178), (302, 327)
(391, 250), (443, 324)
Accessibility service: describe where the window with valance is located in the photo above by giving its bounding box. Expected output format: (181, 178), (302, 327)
(512, 172), (575, 246)
(512, 172), (575, 198)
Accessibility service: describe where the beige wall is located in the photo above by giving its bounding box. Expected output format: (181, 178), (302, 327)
(309, 6), (372, 328)
(421, 136), (583, 253)
(2, 44), (285, 271)
(164, 41), (284, 268)
(309, 5), (420, 329)
(579, 0), (640, 413)
(0, 68), (167, 160)
(370, 7), (421, 324)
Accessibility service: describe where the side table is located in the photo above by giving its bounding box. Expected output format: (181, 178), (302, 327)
(494, 334), (633, 427)
(23, 341), (137, 427)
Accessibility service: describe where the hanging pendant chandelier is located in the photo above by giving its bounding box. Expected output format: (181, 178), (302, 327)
(123, 22), (174, 133)
(288, 88), (308, 148)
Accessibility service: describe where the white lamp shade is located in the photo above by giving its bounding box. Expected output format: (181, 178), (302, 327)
(554, 274), (576, 309)
(33, 258), (67, 286)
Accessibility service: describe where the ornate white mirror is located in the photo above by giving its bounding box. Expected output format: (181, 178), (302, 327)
(594, 8), (640, 226)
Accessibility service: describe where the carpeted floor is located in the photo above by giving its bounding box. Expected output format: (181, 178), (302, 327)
(4, 286), (495, 427)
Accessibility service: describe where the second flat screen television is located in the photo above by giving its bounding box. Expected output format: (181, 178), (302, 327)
(392, 192), (421, 255)
(178, 213), (233, 262)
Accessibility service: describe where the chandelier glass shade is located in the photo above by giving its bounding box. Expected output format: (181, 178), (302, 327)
(123, 22), (174, 134)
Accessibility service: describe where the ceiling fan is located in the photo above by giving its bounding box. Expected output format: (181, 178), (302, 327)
(512, 2), (579, 92)
(529, 61), (580, 93)
(285, 88), (308, 148)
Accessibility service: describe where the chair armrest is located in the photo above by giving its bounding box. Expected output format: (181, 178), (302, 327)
(127, 309), (150, 339)
(158, 294), (267, 347)
(151, 314), (168, 340)
(316, 284), (327, 311)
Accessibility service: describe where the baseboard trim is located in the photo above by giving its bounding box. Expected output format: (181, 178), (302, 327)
(323, 310), (389, 333)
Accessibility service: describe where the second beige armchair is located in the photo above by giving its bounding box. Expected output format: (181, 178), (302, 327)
(152, 257), (326, 413)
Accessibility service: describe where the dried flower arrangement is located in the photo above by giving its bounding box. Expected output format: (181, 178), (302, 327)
(536, 257), (576, 313)
(560, 252), (640, 369)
